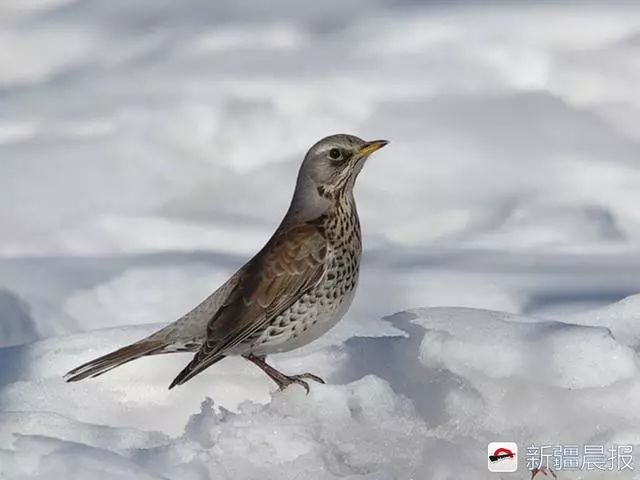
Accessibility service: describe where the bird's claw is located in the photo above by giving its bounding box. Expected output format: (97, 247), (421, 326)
(276, 372), (325, 394)
(294, 372), (325, 384)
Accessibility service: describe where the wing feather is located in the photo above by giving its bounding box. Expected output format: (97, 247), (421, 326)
(169, 222), (328, 388)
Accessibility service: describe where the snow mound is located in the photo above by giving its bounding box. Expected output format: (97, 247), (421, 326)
(1, 377), (428, 480)
(0, 289), (38, 347)
(410, 306), (638, 389)
(565, 293), (640, 348)
(2, 302), (640, 479)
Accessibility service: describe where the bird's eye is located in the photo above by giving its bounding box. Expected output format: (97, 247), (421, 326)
(328, 148), (342, 160)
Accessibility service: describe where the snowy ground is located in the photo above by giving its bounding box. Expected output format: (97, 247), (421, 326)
(2, 1), (640, 479)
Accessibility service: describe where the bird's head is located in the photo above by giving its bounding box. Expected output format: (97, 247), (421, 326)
(288, 134), (388, 220)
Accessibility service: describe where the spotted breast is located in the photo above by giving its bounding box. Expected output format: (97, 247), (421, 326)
(241, 195), (362, 355)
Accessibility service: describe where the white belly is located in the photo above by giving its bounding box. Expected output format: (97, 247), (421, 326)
(244, 279), (358, 356)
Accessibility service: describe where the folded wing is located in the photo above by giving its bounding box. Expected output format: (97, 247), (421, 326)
(168, 222), (328, 389)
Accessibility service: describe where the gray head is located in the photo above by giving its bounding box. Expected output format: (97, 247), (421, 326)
(287, 134), (388, 221)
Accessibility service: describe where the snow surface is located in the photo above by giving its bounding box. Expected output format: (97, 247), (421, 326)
(3, 0), (640, 478)
(2, 306), (640, 479)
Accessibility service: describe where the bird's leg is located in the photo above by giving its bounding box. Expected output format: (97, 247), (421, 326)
(244, 354), (325, 394)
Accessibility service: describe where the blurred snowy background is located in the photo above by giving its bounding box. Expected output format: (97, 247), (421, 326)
(2, 1), (640, 479)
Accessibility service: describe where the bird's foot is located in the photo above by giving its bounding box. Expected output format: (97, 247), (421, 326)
(274, 372), (325, 394)
(244, 354), (325, 394)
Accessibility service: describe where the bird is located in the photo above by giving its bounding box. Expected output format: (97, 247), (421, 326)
(65, 134), (388, 392)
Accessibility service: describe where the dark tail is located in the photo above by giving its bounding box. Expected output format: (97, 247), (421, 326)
(168, 353), (225, 390)
(65, 340), (166, 382)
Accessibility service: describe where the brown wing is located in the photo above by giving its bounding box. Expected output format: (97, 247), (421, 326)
(168, 222), (328, 388)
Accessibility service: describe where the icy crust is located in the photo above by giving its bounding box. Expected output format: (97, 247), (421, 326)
(2, 301), (640, 479)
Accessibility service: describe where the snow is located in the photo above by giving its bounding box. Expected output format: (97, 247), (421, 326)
(565, 294), (640, 348)
(3, 0), (640, 478)
(3, 305), (640, 479)
(413, 307), (638, 389)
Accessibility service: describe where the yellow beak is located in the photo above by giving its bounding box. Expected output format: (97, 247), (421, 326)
(358, 139), (389, 157)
